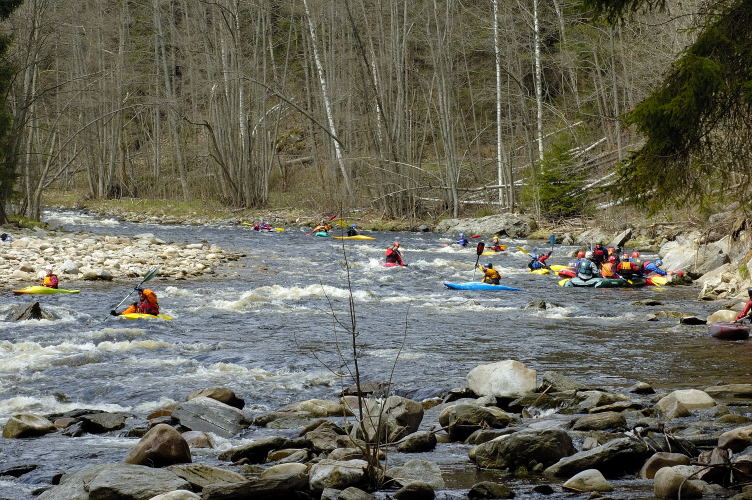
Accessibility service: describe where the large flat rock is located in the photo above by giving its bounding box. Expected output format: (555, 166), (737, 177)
(172, 396), (251, 438)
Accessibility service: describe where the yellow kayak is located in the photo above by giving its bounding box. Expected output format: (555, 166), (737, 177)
(530, 269), (551, 275)
(241, 222), (284, 231)
(549, 264), (571, 272)
(120, 313), (173, 320)
(12, 286), (80, 295)
(332, 235), (376, 240)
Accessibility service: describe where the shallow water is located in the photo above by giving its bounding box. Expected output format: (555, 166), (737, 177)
(0, 210), (746, 498)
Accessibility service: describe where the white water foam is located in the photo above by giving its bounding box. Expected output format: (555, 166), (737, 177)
(212, 284), (375, 311)
(192, 362), (337, 391)
(0, 395), (130, 422)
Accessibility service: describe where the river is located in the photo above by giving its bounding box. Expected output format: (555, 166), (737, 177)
(1, 210), (748, 499)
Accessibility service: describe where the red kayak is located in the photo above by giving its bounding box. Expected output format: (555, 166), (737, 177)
(557, 269), (575, 278)
(709, 322), (750, 340)
(382, 262), (407, 268)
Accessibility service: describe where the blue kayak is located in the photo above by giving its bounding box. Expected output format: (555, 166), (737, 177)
(444, 282), (523, 291)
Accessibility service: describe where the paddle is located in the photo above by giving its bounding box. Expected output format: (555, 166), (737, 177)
(515, 246), (530, 256)
(470, 235), (482, 239)
(111, 267), (158, 315)
(549, 233), (556, 253)
(472, 242), (485, 280)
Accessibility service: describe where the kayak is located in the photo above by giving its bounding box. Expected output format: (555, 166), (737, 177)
(332, 235), (376, 240)
(549, 265), (571, 272)
(313, 232), (330, 237)
(241, 222), (284, 231)
(444, 282), (523, 291)
(594, 278), (646, 288)
(482, 246), (507, 255)
(120, 313), (173, 321)
(647, 275), (668, 286)
(382, 263), (407, 268)
(557, 269), (576, 279)
(530, 269), (550, 275)
(709, 322), (750, 340)
(12, 286), (80, 295)
(563, 277), (602, 287)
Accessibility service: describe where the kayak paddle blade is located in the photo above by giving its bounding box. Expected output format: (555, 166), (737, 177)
(549, 233), (556, 251)
(558, 278), (571, 287)
(515, 246), (530, 256)
(476, 242), (485, 255)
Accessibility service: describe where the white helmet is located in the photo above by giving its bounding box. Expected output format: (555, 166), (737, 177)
(585, 251), (593, 259)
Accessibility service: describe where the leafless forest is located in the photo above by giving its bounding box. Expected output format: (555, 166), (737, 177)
(5, 0), (697, 220)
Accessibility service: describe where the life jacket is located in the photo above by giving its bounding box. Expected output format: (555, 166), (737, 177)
(592, 247), (606, 264)
(529, 259), (543, 270)
(600, 262), (618, 278)
(577, 259), (595, 279)
(618, 261), (633, 272)
(42, 274), (58, 289)
(385, 248), (402, 264)
(483, 268), (501, 283)
(137, 289), (159, 315)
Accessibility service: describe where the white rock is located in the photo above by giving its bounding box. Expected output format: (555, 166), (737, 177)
(309, 459), (367, 492)
(466, 360), (537, 397)
(563, 469), (613, 492)
(656, 389), (715, 413)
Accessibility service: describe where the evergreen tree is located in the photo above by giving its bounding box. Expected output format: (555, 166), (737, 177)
(522, 141), (588, 219)
(0, 0), (22, 224)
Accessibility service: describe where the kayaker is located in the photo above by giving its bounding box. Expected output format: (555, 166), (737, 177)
(0, 233), (12, 243)
(735, 288), (752, 321)
(111, 288), (159, 316)
(312, 219), (331, 233)
(454, 233), (469, 247)
(253, 219), (272, 231)
(576, 251), (600, 281)
(528, 251), (552, 271)
(347, 224), (358, 237)
(479, 262), (501, 285)
(592, 243), (606, 266)
(600, 255), (622, 279)
(41, 268), (59, 289)
(643, 259), (667, 276)
(617, 253), (635, 280)
(385, 242), (405, 266)
(490, 235), (504, 252)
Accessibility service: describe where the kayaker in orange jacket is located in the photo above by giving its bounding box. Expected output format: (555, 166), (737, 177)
(42, 268), (59, 289)
(111, 288), (159, 316)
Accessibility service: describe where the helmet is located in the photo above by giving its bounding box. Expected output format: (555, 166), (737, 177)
(459, 233), (465, 237)
(485, 262), (493, 268)
(595, 242), (603, 247)
(135, 287), (144, 292)
(631, 251), (640, 258)
(608, 255), (617, 263)
(45, 267), (53, 273)
(351, 224), (357, 228)
(577, 250), (585, 258)
(622, 254), (630, 260)
(531, 254), (539, 260)
(585, 251), (593, 259)
(655, 259), (663, 266)
(748, 287), (752, 298)
(393, 241), (400, 247)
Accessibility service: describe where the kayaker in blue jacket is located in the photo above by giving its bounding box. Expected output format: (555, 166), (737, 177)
(576, 251), (600, 280)
(454, 233), (469, 247)
(644, 259), (667, 276)
(528, 251), (552, 271)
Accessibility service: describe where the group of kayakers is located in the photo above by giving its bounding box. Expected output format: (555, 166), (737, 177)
(568, 245), (667, 282)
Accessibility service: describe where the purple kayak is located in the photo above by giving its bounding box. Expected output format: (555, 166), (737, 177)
(708, 322), (750, 340)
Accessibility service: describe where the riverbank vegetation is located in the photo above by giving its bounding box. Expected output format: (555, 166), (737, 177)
(0, 0), (748, 224)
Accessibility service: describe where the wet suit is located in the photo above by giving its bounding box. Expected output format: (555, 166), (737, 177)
(385, 247), (404, 266)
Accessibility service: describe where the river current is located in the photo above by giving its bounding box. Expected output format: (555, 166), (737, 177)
(1, 210), (749, 499)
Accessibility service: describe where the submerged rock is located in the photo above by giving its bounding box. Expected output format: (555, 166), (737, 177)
(5, 301), (58, 321)
(467, 481), (514, 499)
(472, 429), (575, 471)
(185, 387), (245, 410)
(172, 396), (251, 438)
(2, 414), (56, 438)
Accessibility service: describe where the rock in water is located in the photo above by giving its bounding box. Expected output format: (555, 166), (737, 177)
(466, 360), (537, 398)
(124, 423), (191, 467)
(6, 301), (57, 321)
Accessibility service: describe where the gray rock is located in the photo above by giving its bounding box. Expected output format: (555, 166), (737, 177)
(167, 464), (245, 490)
(256, 463), (309, 493)
(181, 431), (212, 449)
(2, 414), (55, 438)
(465, 428), (516, 445)
(656, 390), (715, 413)
(200, 481), (253, 500)
(438, 403), (512, 441)
(639, 452), (691, 479)
(148, 491), (200, 500)
(397, 431), (437, 453)
(0, 463), (37, 478)
(653, 465), (705, 498)
(346, 395), (423, 443)
(467, 360), (537, 398)
(80, 412), (130, 433)
(386, 459), (445, 490)
(172, 396), (251, 438)
(338, 486), (375, 500)
(540, 371), (587, 392)
(186, 387), (244, 409)
(435, 214), (533, 238)
(719, 424), (752, 452)
(571, 412), (626, 432)
(309, 459), (368, 492)
(218, 436), (308, 463)
(305, 421), (349, 453)
(543, 437), (650, 478)
(125, 423), (191, 467)
(471, 429), (575, 471)
(394, 481), (435, 500)
(467, 480), (514, 499)
(629, 382), (655, 394)
(5, 301), (58, 321)
(562, 469), (613, 492)
(704, 384), (752, 400)
(609, 228), (632, 249)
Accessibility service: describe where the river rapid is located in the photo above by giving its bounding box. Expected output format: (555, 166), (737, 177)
(1, 210), (750, 498)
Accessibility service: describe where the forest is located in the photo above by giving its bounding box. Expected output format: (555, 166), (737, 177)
(0, 0), (747, 223)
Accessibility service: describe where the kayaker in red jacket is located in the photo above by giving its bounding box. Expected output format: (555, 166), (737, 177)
(111, 288), (159, 316)
(42, 268), (59, 289)
(736, 288), (752, 321)
(385, 242), (405, 266)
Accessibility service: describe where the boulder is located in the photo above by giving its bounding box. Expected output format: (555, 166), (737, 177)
(472, 429), (575, 470)
(562, 469), (613, 492)
(5, 301), (58, 321)
(346, 395), (423, 443)
(719, 425), (752, 452)
(397, 431), (437, 453)
(435, 214), (533, 238)
(386, 459), (445, 490)
(707, 309), (740, 323)
(172, 396), (251, 438)
(394, 481), (435, 500)
(466, 360), (537, 398)
(166, 464), (245, 491)
(0, 464), (37, 478)
(304, 420), (348, 453)
(39, 463), (190, 500)
(181, 431), (212, 449)
(639, 452), (691, 479)
(543, 437), (650, 478)
(285, 399), (349, 417)
(608, 228), (633, 249)
(540, 371), (587, 392)
(571, 412), (626, 432)
(255, 463), (309, 493)
(629, 382), (655, 394)
(338, 487), (375, 500)
(574, 228), (612, 247)
(438, 404), (512, 441)
(653, 465), (706, 498)
(309, 459), (368, 492)
(148, 492), (200, 500)
(218, 436), (308, 463)
(704, 384), (752, 400)
(125, 424), (191, 467)
(80, 412), (130, 433)
(467, 481), (514, 499)
(185, 387), (244, 410)
(2, 414), (55, 438)
(656, 390), (716, 413)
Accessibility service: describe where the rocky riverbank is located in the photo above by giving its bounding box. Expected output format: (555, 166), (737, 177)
(0, 225), (243, 285)
(6, 359), (752, 499)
